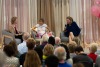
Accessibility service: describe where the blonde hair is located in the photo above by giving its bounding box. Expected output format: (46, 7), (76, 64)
(11, 17), (17, 24)
(41, 34), (49, 43)
(24, 50), (41, 67)
(68, 42), (76, 53)
(43, 44), (54, 56)
(66, 16), (73, 22)
(89, 43), (98, 53)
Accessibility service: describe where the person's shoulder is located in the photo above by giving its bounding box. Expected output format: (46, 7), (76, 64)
(72, 21), (77, 24)
(43, 24), (47, 27)
(64, 62), (72, 67)
(12, 56), (19, 60)
(36, 24), (39, 27)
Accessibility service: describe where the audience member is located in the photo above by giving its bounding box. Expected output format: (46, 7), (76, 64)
(3, 45), (19, 67)
(48, 36), (55, 46)
(34, 46), (43, 63)
(18, 32), (30, 54)
(95, 55), (100, 67)
(45, 55), (59, 67)
(73, 46), (93, 67)
(24, 50), (41, 67)
(43, 44), (54, 60)
(54, 47), (72, 67)
(68, 42), (76, 58)
(9, 41), (20, 57)
(54, 37), (61, 48)
(73, 63), (84, 67)
(88, 43), (98, 63)
(39, 34), (49, 50)
(60, 44), (73, 65)
(19, 38), (36, 66)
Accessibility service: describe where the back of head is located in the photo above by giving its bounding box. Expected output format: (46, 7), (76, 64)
(3, 45), (15, 57)
(41, 34), (49, 43)
(43, 44), (54, 56)
(24, 50), (41, 67)
(23, 32), (30, 41)
(48, 36), (55, 46)
(54, 46), (66, 61)
(73, 63), (84, 67)
(34, 47), (43, 63)
(55, 37), (61, 45)
(45, 55), (59, 67)
(9, 41), (18, 56)
(89, 43), (98, 53)
(60, 44), (70, 60)
(68, 42), (76, 53)
(26, 38), (36, 50)
(75, 46), (84, 53)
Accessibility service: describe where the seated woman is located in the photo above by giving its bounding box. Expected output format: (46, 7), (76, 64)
(32, 18), (50, 38)
(9, 17), (23, 42)
(64, 16), (81, 42)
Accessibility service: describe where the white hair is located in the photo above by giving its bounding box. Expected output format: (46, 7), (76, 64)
(55, 37), (61, 44)
(23, 32), (30, 40)
(41, 34), (49, 43)
(54, 47), (66, 61)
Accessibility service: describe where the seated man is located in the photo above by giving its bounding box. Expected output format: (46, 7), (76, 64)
(31, 18), (50, 38)
(64, 16), (81, 42)
(73, 46), (93, 67)
(17, 32), (30, 54)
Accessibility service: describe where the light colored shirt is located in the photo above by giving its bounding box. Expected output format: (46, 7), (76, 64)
(3, 56), (19, 67)
(18, 41), (28, 54)
(70, 53), (76, 58)
(36, 24), (47, 36)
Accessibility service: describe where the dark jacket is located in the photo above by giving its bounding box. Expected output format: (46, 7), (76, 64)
(64, 21), (81, 37)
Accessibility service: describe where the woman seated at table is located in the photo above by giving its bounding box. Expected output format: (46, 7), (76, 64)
(64, 16), (81, 42)
(9, 17), (23, 42)
(32, 18), (51, 38)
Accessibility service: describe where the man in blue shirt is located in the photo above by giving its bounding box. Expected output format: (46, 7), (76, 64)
(17, 32), (30, 54)
(54, 47), (72, 67)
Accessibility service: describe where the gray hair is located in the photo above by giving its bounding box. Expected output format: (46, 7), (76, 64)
(55, 37), (61, 45)
(41, 34), (49, 43)
(23, 32), (30, 41)
(54, 47), (66, 61)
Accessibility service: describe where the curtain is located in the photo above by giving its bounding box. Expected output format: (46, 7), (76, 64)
(37, 0), (69, 36)
(0, 0), (100, 44)
(0, 0), (2, 43)
(37, 0), (55, 33)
